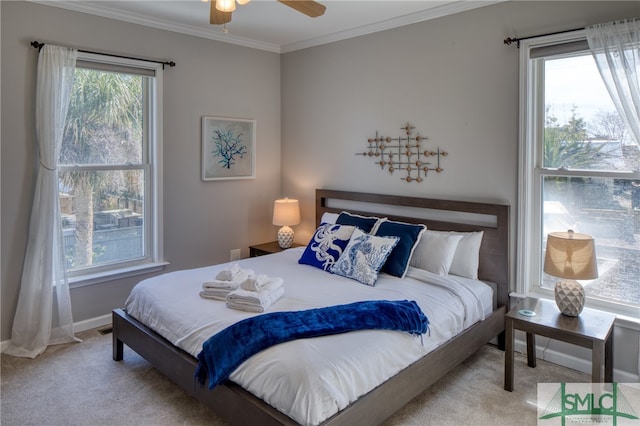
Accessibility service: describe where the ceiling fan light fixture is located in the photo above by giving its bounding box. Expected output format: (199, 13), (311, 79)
(209, 0), (324, 27)
(216, 0), (236, 13)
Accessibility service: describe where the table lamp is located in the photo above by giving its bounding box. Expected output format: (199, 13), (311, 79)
(543, 230), (598, 316)
(273, 198), (300, 249)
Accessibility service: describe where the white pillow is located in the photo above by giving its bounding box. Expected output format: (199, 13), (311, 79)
(320, 212), (339, 224)
(425, 230), (484, 279)
(409, 230), (463, 276)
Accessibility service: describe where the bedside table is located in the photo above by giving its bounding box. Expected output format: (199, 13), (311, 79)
(249, 241), (303, 257)
(504, 297), (615, 391)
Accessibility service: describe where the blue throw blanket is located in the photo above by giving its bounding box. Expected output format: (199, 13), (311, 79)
(195, 299), (429, 389)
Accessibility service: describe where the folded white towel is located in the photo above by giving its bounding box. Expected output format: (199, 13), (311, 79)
(203, 269), (253, 291)
(216, 263), (241, 281)
(225, 286), (285, 313)
(199, 290), (228, 301)
(240, 274), (283, 292)
(202, 278), (242, 291)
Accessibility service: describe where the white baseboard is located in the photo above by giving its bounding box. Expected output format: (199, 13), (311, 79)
(0, 314), (112, 354)
(514, 337), (639, 383)
(73, 313), (112, 333)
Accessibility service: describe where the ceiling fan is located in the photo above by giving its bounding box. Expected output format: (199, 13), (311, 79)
(205, 0), (326, 26)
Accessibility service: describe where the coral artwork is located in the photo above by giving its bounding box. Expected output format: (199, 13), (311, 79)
(211, 129), (247, 169)
(202, 117), (256, 181)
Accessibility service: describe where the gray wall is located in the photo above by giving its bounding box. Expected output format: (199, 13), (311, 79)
(281, 1), (640, 379)
(1, 1), (281, 340)
(1, 0), (638, 378)
(281, 0), (640, 241)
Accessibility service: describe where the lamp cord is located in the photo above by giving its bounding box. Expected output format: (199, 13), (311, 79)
(540, 336), (552, 361)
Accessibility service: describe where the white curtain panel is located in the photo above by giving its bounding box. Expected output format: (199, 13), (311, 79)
(5, 45), (78, 358)
(586, 18), (640, 148)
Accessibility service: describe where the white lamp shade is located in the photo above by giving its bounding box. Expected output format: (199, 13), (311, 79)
(216, 0), (236, 12)
(544, 230), (598, 280)
(273, 198), (300, 226)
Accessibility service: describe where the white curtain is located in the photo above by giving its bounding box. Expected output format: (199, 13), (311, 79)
(5, 45), (79, 358)
(586, 18), (640, 148)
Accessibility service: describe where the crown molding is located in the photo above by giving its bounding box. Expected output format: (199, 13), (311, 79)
(280, 1), (504, 53)
(28, 0), (282, 53)
(28, 0), (504, 54)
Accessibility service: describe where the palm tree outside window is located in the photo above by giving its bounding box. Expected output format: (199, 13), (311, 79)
(59, 54), (164, 282)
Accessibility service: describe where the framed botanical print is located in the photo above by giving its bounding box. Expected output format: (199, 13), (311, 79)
(202, 116), (256, 181)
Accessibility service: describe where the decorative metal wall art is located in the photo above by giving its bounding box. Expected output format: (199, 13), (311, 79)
(356, 122), (448, 183)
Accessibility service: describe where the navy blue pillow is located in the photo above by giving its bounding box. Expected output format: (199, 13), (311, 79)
(298, 223), (356, 271)
(375, 220), (426, 278)
(336, 212), (380, 234)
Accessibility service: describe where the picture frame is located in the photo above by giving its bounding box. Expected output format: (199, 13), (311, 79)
(201, 116), (256, 181)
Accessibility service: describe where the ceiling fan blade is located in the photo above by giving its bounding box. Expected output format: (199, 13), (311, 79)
(210, 1), (232, 25)
(277, 1), (326, 18)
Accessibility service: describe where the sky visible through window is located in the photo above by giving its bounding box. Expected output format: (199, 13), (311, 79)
(544, 54), (615, 126)
(541, 52), (639, 309)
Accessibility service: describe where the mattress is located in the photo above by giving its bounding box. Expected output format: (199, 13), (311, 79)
(125, 247), (493, 425)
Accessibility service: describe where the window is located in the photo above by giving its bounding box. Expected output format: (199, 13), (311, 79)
(518, 31), (640, 318)
(59, 53), (164, 284)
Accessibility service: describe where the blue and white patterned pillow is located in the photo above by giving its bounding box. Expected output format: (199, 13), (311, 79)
(330, 228), (399, 286)
(298, 223), (356, 271)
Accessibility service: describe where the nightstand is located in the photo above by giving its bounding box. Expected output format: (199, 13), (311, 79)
(504, 297), (615, 391)
(249, 241), (303, 257)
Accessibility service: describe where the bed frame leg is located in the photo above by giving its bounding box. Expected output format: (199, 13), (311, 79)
(112, 310), (124, 361)
(497, 330), (505, 351)
(113, 333), (124, 361)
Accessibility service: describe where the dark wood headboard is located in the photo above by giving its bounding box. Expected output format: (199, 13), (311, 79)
(316, 189), (510, 309)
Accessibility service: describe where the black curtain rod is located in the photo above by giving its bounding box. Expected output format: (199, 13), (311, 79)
(30, 41), (175, 69)
(503, 27), (584, 48)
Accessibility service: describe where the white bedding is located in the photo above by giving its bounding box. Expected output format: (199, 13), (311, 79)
(125, 247), (493, 426)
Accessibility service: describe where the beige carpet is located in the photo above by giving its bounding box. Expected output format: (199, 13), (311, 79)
(1, 328), (589, 426)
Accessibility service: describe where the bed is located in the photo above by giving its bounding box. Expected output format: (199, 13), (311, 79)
(113, 189), (510, 425)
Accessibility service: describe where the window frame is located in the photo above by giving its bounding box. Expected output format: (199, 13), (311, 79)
(517, 30), (640, 319)
(62, 52), (166, 287)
